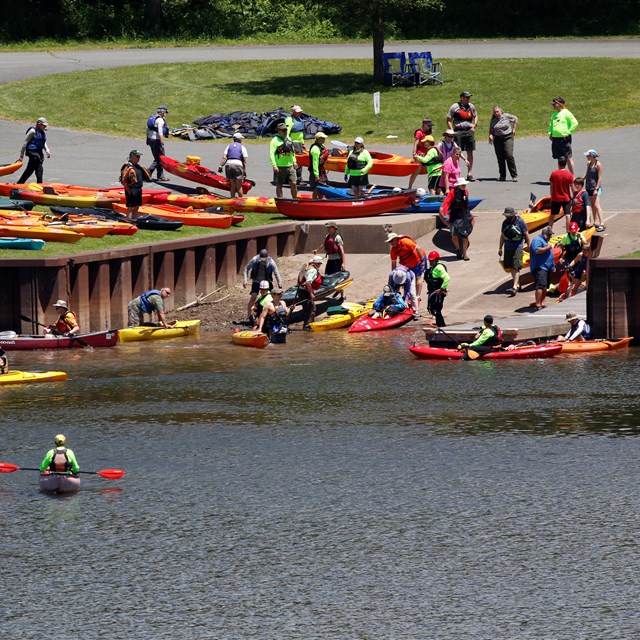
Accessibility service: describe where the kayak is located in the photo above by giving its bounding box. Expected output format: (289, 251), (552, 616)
(281, 270), (353, 306)
(316, 185), (482, 214)
(0, 237), (45, 250)
(520, 196), (570, 232)
(160, 155), (255, 194)
(49, 206), (183, 231)
(275, 190), (417, 220)
(0, 224), (83, 243)
(0, 330), (119, 350)
(409, 343), (563, 360)
(39, 472), (81, 494)
(296, 149), (422, 177)
(0, 160), (23, 177)
(1, 185), (122, 209)
(231, 330), (269, 348)
(112, 203), (235, 229)
(349, 309), (416, 333)
(308, 300), (374, 331)
(135, 214), (184, 231)
(42, 212), (138, 236)
(0, 197), (33, 211)
(31, 182), (170, 204)
(118, 319), (201, 342)
(556, 337), (633, 353)
(148, 192), (311, 213)
(0, 370), (68, 385)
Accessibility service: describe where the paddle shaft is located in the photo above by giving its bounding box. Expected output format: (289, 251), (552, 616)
(0, 462), (124, 479)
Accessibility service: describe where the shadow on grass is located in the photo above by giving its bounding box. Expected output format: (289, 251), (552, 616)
(226, 73), (376, 98)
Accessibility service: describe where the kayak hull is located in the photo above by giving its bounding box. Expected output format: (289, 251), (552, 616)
(309, 301), (373, 331)
(0, 237), (45, 250)
(348, 309), (416, 333)
(0, 160), (23, 177)
(39, 472), (81, 494)
(0, 225), (82, 243)
(118, 320), (201, 342)
(0, 370), (68, 385)
(297, 149), (422, 177)
(557, 337), (633, 353)
(160, 155), (254, 194)
(231, 330), (269, 348)
(0, 197), (34, 211)
(0, 331), (119, 350)
(112, 203), (233, 229)
(409, 344), (563, 360)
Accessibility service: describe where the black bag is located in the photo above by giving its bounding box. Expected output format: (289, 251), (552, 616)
(452, 218), (473, 237)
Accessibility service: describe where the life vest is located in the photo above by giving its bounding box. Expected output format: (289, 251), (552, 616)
(120, 162), (148, 188)
(454, 104), (474, 123)
(310, 143), (329, 167)
(50, 447), (72, 473)
(289, 116), (304, 133)
(502, 219), (524, 242)
(347, 151), (367, 170)
(571, 189), (587, 214)
(484, 325), (503, 347)
(147, 114), (168, 137)
(250, 257), (273, 283)
(425, 262), (448, 291)
(414, 128), (432, 155)
(392, 236), (426, 269)
(298, 266), (323, 291)
(139, 289), (162, 314)
(226, 141), (244, 162)
(26, 127), (46, 152)
(449, 189), (469, 222)
(425, 148), (444, 166)
(54, 311), (77, 335)
(437, 140), (457, 161)
(323, 233), (341, 255)
(563, 234), (584, 262)
(276, 137), (294, 156)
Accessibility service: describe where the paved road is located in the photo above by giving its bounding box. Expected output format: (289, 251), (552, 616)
(0, 39), (638, 83)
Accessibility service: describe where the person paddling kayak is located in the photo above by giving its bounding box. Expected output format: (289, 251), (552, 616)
(459, 314), (503, 358)
(39, 434), (79, 475)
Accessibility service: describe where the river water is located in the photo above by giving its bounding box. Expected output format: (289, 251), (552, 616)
(1, 329), (639, 639)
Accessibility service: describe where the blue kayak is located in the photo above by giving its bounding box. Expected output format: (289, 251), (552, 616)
(0, 197), (34, 211)
(0, 237), (45, 250)
(317, 185), (482, 214)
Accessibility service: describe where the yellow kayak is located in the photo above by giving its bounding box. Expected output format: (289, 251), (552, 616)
(309, 300), (374, 332)
(118, 320), (201, 342)
(0, 370), (68, 386)
(231, 330), (269, 348)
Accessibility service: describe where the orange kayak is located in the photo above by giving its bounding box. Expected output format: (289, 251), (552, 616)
(0, 184), (121, 208)
(556, 337), (633, 353)
(42, 212), (138, 236)
(0, 224), (83, 243)
(0, 160), (23, 177)
(113, 203), (234, 228)
(231, 330), (269, 348)
(0, 211), (118, 238)
(33, 182), (171, 204)
(296, 149), (423, 177)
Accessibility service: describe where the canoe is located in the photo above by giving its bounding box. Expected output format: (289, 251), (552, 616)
(0, 370), (68, 385)
(118, 319), (201, 342)
(0, 160), (23, 177)
(309, 301), (374, 331)
(1, 185), (121, 209)
(281, 270), (353, 306)
(160, 155), (255, 194)
(348, 309), (416, 333)
(0, 237), (45, 250)
(316, 185), (482, 214)
(296, 149), (423, 177)
(39, 472), (81, 494)
(0, 197), (33, 211)
(231, 330), (269, 348)
(409, 343), (563, 360)
(112, 203), (234, 229)
(0, 330), (119, 350)
(556, 337), (633, 353)
(0, 224), (83, 243)
(275, 190), (417, 220)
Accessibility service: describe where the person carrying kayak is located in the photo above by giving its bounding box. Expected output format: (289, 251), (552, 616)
(128, 287), (171, 327)
(44, 299), (80, 337)
(459, 314), (503, 358)
(557, 311), (591, 342)
(39, 434), (79, 476)
(385, 232), (428, 300)
(369, 285), (408, 319)
(344, 137), (373, 197)
(269, 123), (298, 199)
(424, 251), (450, 327)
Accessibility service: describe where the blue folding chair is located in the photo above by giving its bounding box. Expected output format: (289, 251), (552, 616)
(382, 52), (414, 87)
(408, 52), (443, 86)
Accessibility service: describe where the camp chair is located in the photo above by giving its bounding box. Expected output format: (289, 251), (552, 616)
(381, 52), (414, 87)
(408, 52), (443, 86)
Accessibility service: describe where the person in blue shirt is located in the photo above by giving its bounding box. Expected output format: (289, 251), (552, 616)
(370, 285), (408, 319)
(529, 226), (555, 310)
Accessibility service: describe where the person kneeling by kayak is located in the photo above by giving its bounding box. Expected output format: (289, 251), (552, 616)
(460, 314), (502, 358)
(370, 285), (408, 319)
(128, 287), (171, 327)
(557, 311), (591, 342)
(39, 434), (79, 475)
(257, 288), (288, 343)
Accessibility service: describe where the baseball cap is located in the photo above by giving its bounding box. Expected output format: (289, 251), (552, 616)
(383, 285), (393, 297)
(292, 105), (303, 112)
(354, 136), (364, 144)
(460, 91), (472, 98)
(315, 132), (328, 139)
(129, 149), (143, 157)
(484, 314), (493, 324)
(311, 256), (323, 264)
(37, 117), (48, 126)
(324, 221), (338, 229)
(259, 249), (269, 258)
(277, 123), (287, 130)
(584, 149), (599, 157)
(233, 132), (244, 140)
(157, 105), (169, 113)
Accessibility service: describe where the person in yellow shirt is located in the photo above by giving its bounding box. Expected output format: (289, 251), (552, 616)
(548, 96), (579, 174)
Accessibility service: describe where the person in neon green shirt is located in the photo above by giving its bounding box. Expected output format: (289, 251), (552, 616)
(39, 434), (80, 474)
(548, 96), (579, 174)
(309, 131), (329, 199)
(344, 137), (373, 197)
(285, 105), (305, 184)
(269, 123), (298, 199)
(416, 136), (443, 194)
(460, 314), (502, 357)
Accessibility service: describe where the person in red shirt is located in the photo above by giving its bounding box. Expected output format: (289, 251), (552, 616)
(549, 156), (574, 230)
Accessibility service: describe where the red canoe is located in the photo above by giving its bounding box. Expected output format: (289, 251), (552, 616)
(0, 330), (119, 350)
(348, 309), (416, 333)
(276, 190), (417, 220)
(409, 343), (563, 360)
(160, 155), (254, 194)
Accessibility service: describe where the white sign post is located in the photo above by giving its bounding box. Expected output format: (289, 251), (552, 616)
(373, 91), (381, 129)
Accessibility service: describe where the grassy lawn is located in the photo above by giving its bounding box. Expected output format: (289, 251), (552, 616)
(0, 59), (637, 144)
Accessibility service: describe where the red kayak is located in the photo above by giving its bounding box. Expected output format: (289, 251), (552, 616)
(160, 155), (254, 194)
(276, 190), (417, 220)
(348, 309), (416, 333)
(409, 343), (563, 360)
(0, 330), (119, 350)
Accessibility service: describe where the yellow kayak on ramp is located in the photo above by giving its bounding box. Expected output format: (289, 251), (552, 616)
(118, 320), (201, 343)
(0, 370), (67, 386)
(309, 300), (374, 331)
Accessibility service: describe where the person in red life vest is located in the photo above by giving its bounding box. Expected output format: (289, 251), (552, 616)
(295, 255), (324, 330)
(439, 177), (475, 261)
(218, 132), (248, 198)
(447, 91), (478, 181)
(313, 221), (345, 275)
(549, 156), (574, 231)
(39, 434), (80, 475)
(385, 232), (428, 300)
(309, 131), (329, 198)
(44, 299), (80, 337)
(570, 177), (592, 231)
(17, 117), (51, 184)
(408, 117), (433, 189)
(459, 314), (503, 358)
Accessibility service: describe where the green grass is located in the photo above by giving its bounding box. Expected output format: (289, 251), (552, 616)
(0, 58), (637, 144)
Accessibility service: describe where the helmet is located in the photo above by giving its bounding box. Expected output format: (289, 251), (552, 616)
(428, 251), (440, 261)
(259, 280), (270, 290)
(568, 221), (579, 233)
(392, 187), (402, 193)
(392, 269), (407, 285)
(416, 188), (426, 197)
(55, 434), (66, 446)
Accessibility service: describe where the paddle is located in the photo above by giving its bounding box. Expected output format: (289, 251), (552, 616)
(435, 326), (481, 360)
(0, 462), (124, 479)
(19, 313), (92, 349)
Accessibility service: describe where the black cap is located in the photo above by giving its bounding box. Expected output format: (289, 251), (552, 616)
(484, 314), (493, 324)
(259, 249), (268, 258)
(460, 91), (472, 98)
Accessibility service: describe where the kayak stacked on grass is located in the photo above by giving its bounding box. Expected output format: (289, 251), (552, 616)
(160, 155), (255, 194)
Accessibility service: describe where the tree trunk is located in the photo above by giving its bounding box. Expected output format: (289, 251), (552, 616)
(372, 0), (385, 84)
(145, 0), (164, 34)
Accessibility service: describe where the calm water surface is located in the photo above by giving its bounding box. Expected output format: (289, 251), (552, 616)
(2, 330), (640, 639)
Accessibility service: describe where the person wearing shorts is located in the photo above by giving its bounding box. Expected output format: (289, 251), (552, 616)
(549, 156), (574, 229)
(447, 91), (478, 180)
(269, 123), (297, 198)
(548, 96), (578, 174)
(498, 207), (530, 295)
(529, 226), (555, 310)
(219, 132), (248, 198)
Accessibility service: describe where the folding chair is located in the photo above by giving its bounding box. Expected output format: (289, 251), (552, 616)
(382, 52), (414, 87)
(408, 52), (443, 86)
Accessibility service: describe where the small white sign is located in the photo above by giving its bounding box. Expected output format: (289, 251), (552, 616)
(373, 91), (381, 115)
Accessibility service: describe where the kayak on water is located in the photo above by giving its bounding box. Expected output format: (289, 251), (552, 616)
(0, 370), (68, 386)
(554, 337), (633, 353)
(118, 320), (201, 343)
(308, 300), (374, 331)
(348, 309), (416, 333)
(409, 343), (563, 360)
(0, 330), (118, 350)
(39, 472), (81, 494)
(231, 330), (269, 348)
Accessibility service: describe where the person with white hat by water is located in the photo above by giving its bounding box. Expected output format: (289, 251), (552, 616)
(44, 300), (80, 337)
(557, 311), (591, 342)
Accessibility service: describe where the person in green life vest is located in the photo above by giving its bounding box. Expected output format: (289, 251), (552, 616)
(39, 434), (80, 475)
(345, 137), (374, 197)
(309, 131), (329, 199)
(425, 251), (450, 327)
(250, 281), (274, 329)
(459, 314), (502, 358)
(269, 123), (298, 199)
(415, 135), (443, 194)
(285, 105), (306, 184)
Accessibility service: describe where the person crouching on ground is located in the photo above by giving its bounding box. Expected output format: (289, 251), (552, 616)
(45, 300), (80, 337)
(557, 311), (591, 342)
(389, 266), (419, 312)
(459, 314), (503, 358)
(250, 281), (273, 328)
(369, 285), (408, 319)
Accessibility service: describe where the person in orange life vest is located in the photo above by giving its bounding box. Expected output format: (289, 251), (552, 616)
(570, 177), (592, 231)
(313, 221), (345, 275)
(440, 177), (474, 261)
(44, 299), (79, 337)
(295, 255), (324, 330)
(408, 117), (433, 189)
(219, 132), (248, 198)
(0, 347), (8, 375)
(385, 232), (427, 300)
(309, 131), (329, 199)
(39, 434), (80, 475)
